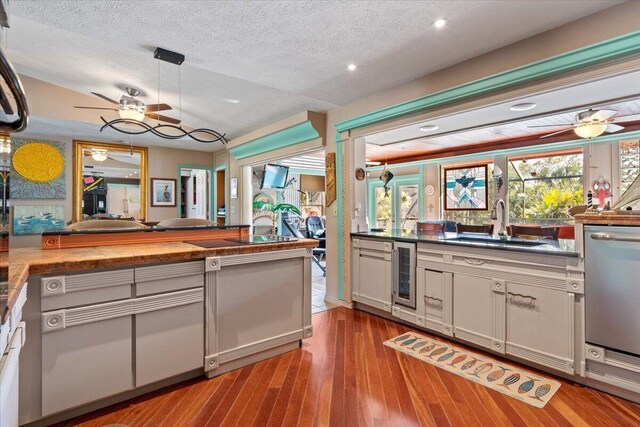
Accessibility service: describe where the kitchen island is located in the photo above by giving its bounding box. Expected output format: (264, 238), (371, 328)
(14, 232), (317, 426)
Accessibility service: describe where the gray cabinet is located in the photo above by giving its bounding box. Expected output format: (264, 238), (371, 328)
(416, 268), (453, 335)
(135, 289), (204, 387)
(452, 273), (505, 352)
(505, 282), (574, 373)
(41, 300), (134, 416)
(352, 238), (393, 312)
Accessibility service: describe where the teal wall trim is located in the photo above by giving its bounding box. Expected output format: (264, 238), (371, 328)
(289, 168), (325, 176)
(335, 30), (640, 133)
(336, 133), (344, 301)
(176, 163), (215, 220)
(365, 130), (640, 172)
(229, 121), (320, 160)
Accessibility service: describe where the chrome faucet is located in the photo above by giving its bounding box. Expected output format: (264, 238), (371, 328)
(491, 198), (508, 240)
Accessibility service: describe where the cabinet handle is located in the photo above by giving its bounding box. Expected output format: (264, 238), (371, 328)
(507, 292), (536, 302)
(424, 295), (443, 303)
(590, 233), (640, 243)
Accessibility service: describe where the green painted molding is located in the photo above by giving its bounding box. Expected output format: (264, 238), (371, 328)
(336, 133), (344, 301)
(228, 121), (320, 160)
(336, 30), (640, 132)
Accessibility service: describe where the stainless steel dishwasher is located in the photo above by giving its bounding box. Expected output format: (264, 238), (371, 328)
(585, 225), (640, 356)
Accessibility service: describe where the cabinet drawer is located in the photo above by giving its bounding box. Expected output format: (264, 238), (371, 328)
(41, 269), (133, 311)
(135, 261), (205, 296)
(41, 302), (134, 416)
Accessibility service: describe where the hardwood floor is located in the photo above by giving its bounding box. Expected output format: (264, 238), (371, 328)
(57, 307), (640, 427)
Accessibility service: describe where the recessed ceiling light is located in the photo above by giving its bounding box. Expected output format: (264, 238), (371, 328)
(433, 18), (448, 29)
(510, 102), (537, 112)
(225, 98), (240, 104)
(348, 64), (357, 72)
(419, 125), (439, 132)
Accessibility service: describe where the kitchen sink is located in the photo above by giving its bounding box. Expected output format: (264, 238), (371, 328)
(446, 236), (548, 246)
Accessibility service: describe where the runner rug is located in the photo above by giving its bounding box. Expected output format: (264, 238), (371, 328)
(384, 332), (561, 408)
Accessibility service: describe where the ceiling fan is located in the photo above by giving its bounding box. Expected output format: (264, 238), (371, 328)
(529, 108), (640, 139)
(74, 86), (180, 125)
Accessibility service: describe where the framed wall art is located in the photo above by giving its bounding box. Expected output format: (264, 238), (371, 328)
(230, 177), (238, 199)
(11, 139), (66, 199)
(151, 178), (177, 207)
(444, 165), (488, 211)
(13, 204), (64, 235)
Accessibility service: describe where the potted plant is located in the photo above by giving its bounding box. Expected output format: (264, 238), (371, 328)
(252, 200), (301, 234)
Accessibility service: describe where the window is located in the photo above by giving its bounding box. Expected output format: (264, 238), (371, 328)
(368, 175), (422, 230)
(508, 151), (583, 225)
(442, 161), (495, 225)
(620, 140), (639, 195)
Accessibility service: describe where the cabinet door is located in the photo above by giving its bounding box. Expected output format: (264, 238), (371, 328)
(352, 239), (393, 312)
(418, 269), (454, 335)
(506, 282), (574, 373)
(453, 273), (505, 351)
(41, 301), (134, 416)
(135, 289), (205, 387)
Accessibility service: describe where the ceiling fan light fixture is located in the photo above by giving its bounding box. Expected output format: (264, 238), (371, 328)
(91, 149), (108, 162)
(118, 108), (145, 121)
(574, 123), (607, 139)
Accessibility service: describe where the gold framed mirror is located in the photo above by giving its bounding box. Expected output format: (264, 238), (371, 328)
(73, 140), (148, 222)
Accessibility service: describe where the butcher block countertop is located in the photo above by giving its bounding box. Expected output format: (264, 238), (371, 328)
(10, 239), (319, 276)
(574, 213), (640, 226)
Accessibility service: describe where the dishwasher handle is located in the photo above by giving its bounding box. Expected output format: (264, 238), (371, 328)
(590, 232), (640, 243)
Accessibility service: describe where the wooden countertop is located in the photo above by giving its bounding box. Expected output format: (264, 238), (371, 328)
(2, 263), (29, 323)
(10, 239), (319, 276)
(574, 213), (640, 225)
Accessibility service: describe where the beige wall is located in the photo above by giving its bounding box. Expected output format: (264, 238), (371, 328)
(9, 137), (215, 248)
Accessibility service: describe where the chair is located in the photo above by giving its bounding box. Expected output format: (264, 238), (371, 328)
(416, 222), (445, 233)
(509, 225), (560, 240)
(285, 219), (327, 277)
(157, 218), (216, 227)
(66, 220), (147, 231)
(456, 223), (494, 235)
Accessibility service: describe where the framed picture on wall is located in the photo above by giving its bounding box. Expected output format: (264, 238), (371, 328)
(444, 165), (488, 211)
(151, 178), (177, 207)
(230, 177), (238, 199)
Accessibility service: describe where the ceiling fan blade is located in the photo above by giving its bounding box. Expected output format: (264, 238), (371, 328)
(145, 103), (172, 112)
(612, 113), (640, 123)
(585, 109), (617, 121)
(90, 92), (119, 105)
(527, 124), (575, 128)
(605, 124), (624, 133)
(539, 127), (574, 139)
(74, 106), (119, 111)
(145, 112), (181, 125)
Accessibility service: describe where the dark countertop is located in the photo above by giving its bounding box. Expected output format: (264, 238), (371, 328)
(351, 229), (578, 257)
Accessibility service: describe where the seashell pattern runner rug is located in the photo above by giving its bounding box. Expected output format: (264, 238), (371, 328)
(384, 332), (561, 408)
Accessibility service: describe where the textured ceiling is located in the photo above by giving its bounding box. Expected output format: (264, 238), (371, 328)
(9, 0), (621, 148)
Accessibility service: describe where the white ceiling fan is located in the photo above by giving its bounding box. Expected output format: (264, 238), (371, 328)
(529, 108), (640, 139)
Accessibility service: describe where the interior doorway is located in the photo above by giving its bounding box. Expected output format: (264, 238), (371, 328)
(245, 149), (335, 313)
(179, 166), (212, 220)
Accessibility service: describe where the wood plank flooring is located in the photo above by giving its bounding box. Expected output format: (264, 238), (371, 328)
(56, 307), (640, 427)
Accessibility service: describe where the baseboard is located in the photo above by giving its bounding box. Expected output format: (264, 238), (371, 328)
(324, 295), (353, 309)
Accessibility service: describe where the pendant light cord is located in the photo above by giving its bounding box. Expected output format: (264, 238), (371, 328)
(178, 64), (182, 127)
(157, 57), (160, 126)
